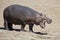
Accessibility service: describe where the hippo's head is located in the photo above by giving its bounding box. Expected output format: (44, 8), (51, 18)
(39, 13), (52, 28)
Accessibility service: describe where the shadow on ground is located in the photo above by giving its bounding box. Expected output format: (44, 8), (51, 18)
(0, 27), (47, 35)
(0, 27), (5, 30)
(0, 27), (20, 31)
(33, 32), (47, 35)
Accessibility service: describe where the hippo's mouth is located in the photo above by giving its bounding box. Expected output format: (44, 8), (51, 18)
(40, 20), (46, 29)
(40, 23), (46, 29)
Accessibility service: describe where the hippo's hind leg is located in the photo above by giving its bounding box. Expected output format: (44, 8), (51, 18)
(29, 24), (34, 32)
(4, 19), (13, 30)
(8, 22), (13, 30)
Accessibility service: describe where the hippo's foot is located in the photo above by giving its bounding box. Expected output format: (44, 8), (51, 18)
(8, 28), (13, 31)
(6, 26), (13, 31)
(5, 28), (13, 31)
(29, 30), (33, 32)
(4, 26), (13, 31)
(20, 29), (26, 32)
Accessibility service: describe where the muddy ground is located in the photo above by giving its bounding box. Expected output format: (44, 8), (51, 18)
(0, 0), (60, 40)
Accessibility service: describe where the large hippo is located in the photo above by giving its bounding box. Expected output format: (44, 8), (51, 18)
(3, 4), (52, 32)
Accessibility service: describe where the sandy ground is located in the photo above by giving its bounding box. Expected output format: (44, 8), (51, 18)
(0, 0), (60, 40)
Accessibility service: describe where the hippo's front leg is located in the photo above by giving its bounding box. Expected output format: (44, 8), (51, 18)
(29, 23), (34, 32)
(20, 23), (26, 31)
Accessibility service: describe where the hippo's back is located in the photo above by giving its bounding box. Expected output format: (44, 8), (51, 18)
(3, 4), (40, 24)
(4, 4), (38, 18)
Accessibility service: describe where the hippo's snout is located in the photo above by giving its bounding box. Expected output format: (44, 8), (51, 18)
(47, 19), (52, 24)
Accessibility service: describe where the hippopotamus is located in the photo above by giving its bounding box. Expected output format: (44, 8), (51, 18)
(3, 4), (52, 32)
